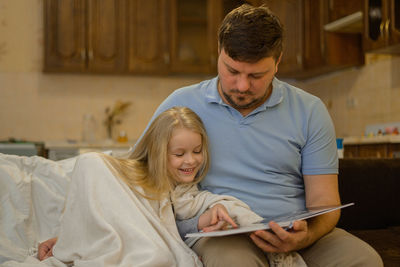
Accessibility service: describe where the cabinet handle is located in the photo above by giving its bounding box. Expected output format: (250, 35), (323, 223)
(296, 53), (302, 66)
(80, 49), (86, 60)
(380, 21), (385, 37)
(384, 19), (390, 37)
(210, 55), (216, 66)
(163, 53), (170, 64)
(88, 50), (94, 61)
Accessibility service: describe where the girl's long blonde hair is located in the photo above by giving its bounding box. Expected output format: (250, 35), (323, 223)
(101, 107), (210, 200)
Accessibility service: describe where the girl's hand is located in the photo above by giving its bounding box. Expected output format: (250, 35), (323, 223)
(38, 237), (58, 261)
(198, 204), (238, 232)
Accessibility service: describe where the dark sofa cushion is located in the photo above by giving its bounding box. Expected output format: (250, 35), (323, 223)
(337, 158), (400, 230)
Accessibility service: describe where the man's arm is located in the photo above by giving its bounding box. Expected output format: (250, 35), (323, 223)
(250, 174), (340, 252)
(176, 215), (201, 240)
(302, 173), (341, 246)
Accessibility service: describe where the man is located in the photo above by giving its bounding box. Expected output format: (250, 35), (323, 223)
(148, 4), (383, 267)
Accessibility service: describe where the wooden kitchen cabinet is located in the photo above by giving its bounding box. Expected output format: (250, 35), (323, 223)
(128, 0), (221, 75)
(86, 0), (128, 73)
(262, 0), (305, 75)
(127, 0), (170, 74)
(266, 0), (364, 79)
(44, 0), (127, 73)
(46, 0), (366, 77)
(264, 0), (328, 78)
(43, 0), (267, 75)
(364, 0), (400, 53)
(44, 0), (86, 72)
(327, 0), (363, 22)
(168, 0), (257, 74)
(168, 0), (220, 74)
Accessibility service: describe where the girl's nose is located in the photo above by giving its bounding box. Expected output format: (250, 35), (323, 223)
(184, 153), (195, 164)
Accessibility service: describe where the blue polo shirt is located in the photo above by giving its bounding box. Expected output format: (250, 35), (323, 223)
(148, 77), (338, 220)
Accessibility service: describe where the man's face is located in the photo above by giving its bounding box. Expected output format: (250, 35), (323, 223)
(217, 48), (280, 116)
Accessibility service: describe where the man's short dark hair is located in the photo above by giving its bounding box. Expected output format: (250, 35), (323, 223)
(218, 4), (284, 63)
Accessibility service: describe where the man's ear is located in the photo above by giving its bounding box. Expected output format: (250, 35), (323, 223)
(275, 52), (283, 73)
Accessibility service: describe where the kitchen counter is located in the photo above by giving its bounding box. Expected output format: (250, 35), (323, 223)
(343, 136), (400, 158)
(343, 135), (400, 145)
(45, 140), (136, 160)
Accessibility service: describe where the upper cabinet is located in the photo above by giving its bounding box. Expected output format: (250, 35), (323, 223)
(44, 0), (255, 75)
(364, 0), (400, 53)
(127, 0), (170, 74)
(265, 0), (364, 79)
(44, 0), (86, 72)
(261, 0), (305, 75)
(46, 0), (399, 78)
(168, 0), (220, 74)
(44, 0), (127, 73)
(86, 0), (127, 73)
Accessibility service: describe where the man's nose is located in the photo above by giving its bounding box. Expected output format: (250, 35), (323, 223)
(236, 75), (250, 92)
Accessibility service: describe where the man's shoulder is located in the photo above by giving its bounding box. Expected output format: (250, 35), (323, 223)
(162, 77), (217, 108)
(276, 79), (323, 109)
(171, 77), (216, 97)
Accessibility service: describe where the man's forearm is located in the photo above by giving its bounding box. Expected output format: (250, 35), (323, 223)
(176, 213), (201, 240)
(305, 210), (340, 248)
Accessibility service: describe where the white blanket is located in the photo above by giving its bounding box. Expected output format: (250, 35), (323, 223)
(0, 153), (264, 266)
(0, 153), (75, 264)
(0, 152), (306, 267)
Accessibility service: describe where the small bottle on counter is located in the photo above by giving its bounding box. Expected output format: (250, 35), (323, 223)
(117, 131), (128, 143)
(336, 138), (344, 159)
(82, 114), (97, 143)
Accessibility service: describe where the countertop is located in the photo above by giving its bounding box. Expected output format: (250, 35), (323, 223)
(343, 135), (400, 145)
(44, 140), (136, 149)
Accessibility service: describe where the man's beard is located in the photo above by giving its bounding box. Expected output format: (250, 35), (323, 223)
(222, 89), (269, 110)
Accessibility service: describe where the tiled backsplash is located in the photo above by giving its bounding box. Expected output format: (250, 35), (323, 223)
(1, 0), (400, 142)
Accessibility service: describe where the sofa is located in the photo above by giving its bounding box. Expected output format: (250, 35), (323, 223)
(337, 158), (400, 266)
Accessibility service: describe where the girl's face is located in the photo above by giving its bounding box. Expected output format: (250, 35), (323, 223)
(167, 127), (204, 183)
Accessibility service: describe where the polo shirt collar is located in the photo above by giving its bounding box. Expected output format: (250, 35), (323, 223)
(205, 77), (284, 110)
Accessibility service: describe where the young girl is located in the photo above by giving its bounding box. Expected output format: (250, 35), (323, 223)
(35, 107), (262, 267)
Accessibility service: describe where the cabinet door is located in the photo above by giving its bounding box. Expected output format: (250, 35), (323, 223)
(263, 0), (305, 75)
(389, 0), (400, 45)
(364, 0), (390, 50)
(327, 0), (363, 22)
(169, 0), (221, 74)
(363, 0), (400, 51)
(127, 0), (170, 74)
(44, 0), (86, 72)
(87, 0), (127, 73)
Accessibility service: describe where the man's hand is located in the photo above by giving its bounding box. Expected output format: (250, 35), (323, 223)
(250, 220), (310, 253)
(198, 204), (238, 232)
(38, 237), (58, 261)
(250, 173), (341, 253)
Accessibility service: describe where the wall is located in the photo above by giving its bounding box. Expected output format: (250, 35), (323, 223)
(298, 54), (400, 138)
(1, 0), (400, 143)
(0, 0), (206, 142)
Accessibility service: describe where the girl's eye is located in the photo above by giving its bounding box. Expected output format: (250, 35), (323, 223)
(194, 150), (202, 154)
(174, 153), (184, 157)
